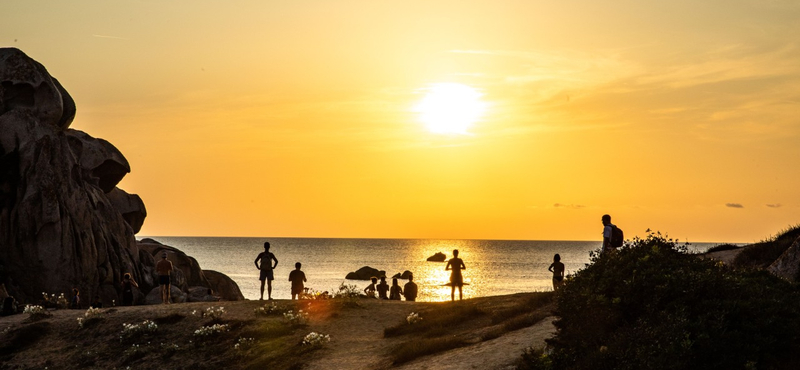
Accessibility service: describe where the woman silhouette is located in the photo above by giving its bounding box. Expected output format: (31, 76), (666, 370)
(445, 249), (466, 301)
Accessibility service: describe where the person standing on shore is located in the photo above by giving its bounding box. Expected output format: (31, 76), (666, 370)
(254, 242), (279, 300)
(602, 214), (623, 254)
(445, 249), (466, 301)
(548, 254), (565, 290)
(403, 273), (418, 301)
(376, 276), (390, 300)
(389, 278), (403, 300)
(156, 252), (174, 304)
(288, 262), (307, 300)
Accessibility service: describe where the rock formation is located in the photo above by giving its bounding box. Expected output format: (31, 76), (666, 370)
(0, 48), (242, 304)
(767, 236), (800, 282)
(427, 252), (447, 262)
(345, 266), (385, 280)
(391, 270), (413, 280)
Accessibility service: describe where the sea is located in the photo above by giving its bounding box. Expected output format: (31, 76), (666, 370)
(145, 237), (721, 302)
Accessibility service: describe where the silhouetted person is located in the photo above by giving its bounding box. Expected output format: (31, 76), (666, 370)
(289, 262), (307, 300)
(549, 254), (565, 290)
(445, 249), (466, 301)
(377, 277), (390, 300)
(70, 288), (80, 309)
(254, 242), (279, 300)
(364, 277), (377, 298)
(156, 252), (174, 304)
(403, 274), (418, 302)
(601, 214), (623, 254)
(389, 278), (403, 300)
(121, 272), (139, 306)
(90, 295), (103, 309)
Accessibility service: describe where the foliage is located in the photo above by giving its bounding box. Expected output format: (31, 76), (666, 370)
(254, 302), (282, 316)
(519, 231), (800, 370)
(193, 323), (230, 337)
(301, 332), (330, 347)
(734, 224), (800, 268)
(299, 287), (330, 300)
(23, 304), (50, 319)
(406, 312), (422, 325)
(203, 306), (226, 322)
(41, 292), (68, 309)
(333, 282), (361, 299)
(704, 243), (741, 253)
(282, 310), (309, 326)
(119, 320), (158, 342)
(78, 307), (105, 329)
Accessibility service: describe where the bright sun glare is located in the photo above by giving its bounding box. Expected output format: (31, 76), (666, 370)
(414, 83), (486, 135)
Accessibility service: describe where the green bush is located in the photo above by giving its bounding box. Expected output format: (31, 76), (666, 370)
(520, 231), (800, 370)
(734, 224), (800, 268)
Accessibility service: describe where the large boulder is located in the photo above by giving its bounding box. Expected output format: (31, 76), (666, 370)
(0, 48), (74, 129)
(0, 48), (241, 306)
(65, 130), (130, 193)
(203, 270), (245, 301)
(345, 266), (385, 280)
(0, 48), (151, 304)
(137, 238), (210, 291)
(767, 236), (800, 282)
(145, 285), (187, 305)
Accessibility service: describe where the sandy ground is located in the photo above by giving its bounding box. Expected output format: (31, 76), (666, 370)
(701, 248), (744, 265)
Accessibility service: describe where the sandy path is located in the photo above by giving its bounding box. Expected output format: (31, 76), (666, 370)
(396, 317), (555, 370)
(303, 298), (555, 370)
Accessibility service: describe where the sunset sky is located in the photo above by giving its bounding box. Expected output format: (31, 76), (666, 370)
(3, 1), (799, 242)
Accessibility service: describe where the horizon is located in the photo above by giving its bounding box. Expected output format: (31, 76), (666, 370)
(3, 1), (799, 243)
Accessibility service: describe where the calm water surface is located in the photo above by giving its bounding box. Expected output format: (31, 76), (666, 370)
(146, 237), (718, 302)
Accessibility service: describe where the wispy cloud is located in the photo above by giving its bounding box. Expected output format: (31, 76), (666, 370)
(92, 34), (129, 40)
(554, 203), (586, 209)
(766, 203), (782, 208)
(726, 203), (744, 208)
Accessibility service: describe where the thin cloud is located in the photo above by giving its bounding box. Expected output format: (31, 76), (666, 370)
(554, 203), (586, 209)
(766, 203), (782, 208)
(726, 203), (744, 208)
(92, 34), (129, 40)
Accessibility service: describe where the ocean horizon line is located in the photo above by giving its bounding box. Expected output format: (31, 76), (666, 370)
(138, 235), (739, 245)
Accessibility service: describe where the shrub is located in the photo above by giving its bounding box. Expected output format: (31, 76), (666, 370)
(520, 231), (800, 370)
(23, 305), (50, 319)
(704, 243), (740, 253)
(734, 224), (800, 268)
(194, 323), (230, 337)
(301, 332), (330, 347)
(119, 320), (158, 342)
(283, 310), (308, 326)
(254, 302), (281, 316)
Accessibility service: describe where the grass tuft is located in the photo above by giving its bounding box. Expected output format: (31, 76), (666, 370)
(392, 336), (472, 364)
(384, 303), (484, 338)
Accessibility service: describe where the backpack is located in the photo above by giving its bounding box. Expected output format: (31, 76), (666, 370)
(610, 225), (624, 250)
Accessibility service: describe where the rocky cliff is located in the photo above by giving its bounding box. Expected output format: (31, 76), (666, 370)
(0, 48), (242, 304)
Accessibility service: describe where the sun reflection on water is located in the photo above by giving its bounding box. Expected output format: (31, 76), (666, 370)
(409, 240), (488, 302)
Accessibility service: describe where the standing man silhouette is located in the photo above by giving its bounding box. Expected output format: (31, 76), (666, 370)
(254, 242), (279, 300)
(156, 252), (173, 304)
(445, 249), (466, 301)
(602, 214), (621, 254)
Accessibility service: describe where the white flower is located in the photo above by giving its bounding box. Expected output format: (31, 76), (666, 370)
(406, 312), (422, 325)
(302, 331), (331, 347)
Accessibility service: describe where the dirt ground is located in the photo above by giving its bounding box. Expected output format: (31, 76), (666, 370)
(0, 293), (555, 370)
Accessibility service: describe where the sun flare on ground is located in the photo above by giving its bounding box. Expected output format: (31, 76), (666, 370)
(414, 83), (487, 135)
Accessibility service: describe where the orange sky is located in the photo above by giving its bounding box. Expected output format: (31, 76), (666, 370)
(3, 1), (799, 242)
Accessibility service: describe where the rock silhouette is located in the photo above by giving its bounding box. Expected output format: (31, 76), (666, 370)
(427, 252), (447, 262)
(345, 266), (386, 280)
(0, 48), (242, 304)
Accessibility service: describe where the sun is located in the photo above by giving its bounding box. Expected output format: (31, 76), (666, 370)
(414, 83), (486, 135)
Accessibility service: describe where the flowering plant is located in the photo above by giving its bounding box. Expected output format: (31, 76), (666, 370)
(234, 337), (256, 350)
(406, 312), (422, 325)
(77, 307), (105, 328)
(283, 309), (308, 326)
(23, 304), (49, 318)
(302, 332), (330, 347)
(41, 292), (68, 309)
(119, 320), (158, 342)
(194, 323), (230, 337)
(254, 302), (280, 316)
(204, 306), (226, 320)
